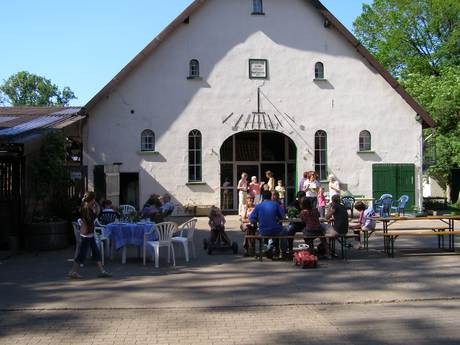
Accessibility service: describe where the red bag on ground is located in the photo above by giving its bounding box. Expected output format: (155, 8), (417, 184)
(293, 245), (318, 268)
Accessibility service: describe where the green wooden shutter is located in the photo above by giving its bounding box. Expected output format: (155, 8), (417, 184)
(373, 164), (415, 210)
(372, 164), (397, 200)
(396, 164), (415, 209)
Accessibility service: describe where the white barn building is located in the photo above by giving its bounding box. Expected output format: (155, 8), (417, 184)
(83, 0), (434, 213)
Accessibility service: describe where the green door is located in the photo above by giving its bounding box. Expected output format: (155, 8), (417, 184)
(373, 164), (415, 209)
(372, 164), (397, 199)
(396, 164), (415, 209)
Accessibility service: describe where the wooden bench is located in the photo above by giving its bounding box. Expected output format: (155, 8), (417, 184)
(378, 229), (460, 257)
(353, 226), (450, 250)
(244, 233), (359, 260)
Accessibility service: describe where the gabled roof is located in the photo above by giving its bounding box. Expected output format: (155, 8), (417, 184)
(86, 0), (435, 128)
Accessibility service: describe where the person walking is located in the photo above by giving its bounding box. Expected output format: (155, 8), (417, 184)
(68, 192), (112, 279)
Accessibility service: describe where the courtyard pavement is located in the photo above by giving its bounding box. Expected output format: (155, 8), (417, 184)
(1, 216), (459, 345)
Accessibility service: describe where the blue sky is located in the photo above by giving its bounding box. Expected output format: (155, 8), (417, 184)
(0, 0), (371, 106)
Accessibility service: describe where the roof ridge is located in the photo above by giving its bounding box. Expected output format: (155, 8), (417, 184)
(85, 0), (434, 128)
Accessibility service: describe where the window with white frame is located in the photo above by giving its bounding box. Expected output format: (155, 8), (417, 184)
(359, 130), (372, 151)
(141, 129), (155, 151)
(252, 0), (264, 14)
(189, 59), (200, 78)
(315, 130), (327, 180)
(188, 129), (202, 182)
(315, 62), (325, 79)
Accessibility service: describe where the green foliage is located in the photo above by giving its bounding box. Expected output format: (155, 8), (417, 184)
(354, 0), (460, 192)
(354, 0), (460, 77)
(403, 66), (460, 189)
(403, 66), (460, 133)
(30, 132), (73, 220)
(0, 71), (76, 106)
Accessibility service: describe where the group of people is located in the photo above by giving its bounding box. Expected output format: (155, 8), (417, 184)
(237, 171), (286, 217)
(140, 193), (174, 222)
(68, 192), (175, 279)
(236, 171), (376, 258)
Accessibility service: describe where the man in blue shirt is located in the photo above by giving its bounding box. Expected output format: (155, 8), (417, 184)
(249, 190), (287, 255)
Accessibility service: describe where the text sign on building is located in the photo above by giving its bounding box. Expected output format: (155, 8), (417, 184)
(249, 59), (268, 79)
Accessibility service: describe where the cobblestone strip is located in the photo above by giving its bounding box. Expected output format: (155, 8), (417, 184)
(0, 305), (350, 345)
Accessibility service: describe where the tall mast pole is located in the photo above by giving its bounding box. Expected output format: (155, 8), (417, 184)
(257, 87), (260, 113)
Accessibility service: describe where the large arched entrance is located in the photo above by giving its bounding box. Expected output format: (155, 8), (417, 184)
(220, 131), (297, 211)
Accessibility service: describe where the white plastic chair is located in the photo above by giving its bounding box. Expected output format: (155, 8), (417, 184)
(120, 204), (136, 217)
(94, 225), (105, 265)
(94, 218), (111, 256)
(172, 218), (197, 262)
(143, 222), (177, 268)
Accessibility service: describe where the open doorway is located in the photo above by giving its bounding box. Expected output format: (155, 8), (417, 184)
(120, 173), (139, 209)
(220, 131), (297, 211)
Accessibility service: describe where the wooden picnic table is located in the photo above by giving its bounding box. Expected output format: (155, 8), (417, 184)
(373, 215), (460, 257)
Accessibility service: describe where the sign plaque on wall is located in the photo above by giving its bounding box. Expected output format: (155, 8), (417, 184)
(249, 59), (268, 79)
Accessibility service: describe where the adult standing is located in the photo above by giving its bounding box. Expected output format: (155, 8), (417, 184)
(328, 174), (340, 198)
(68, 192), (112, 279)
(298, 171), (308, 193)
(237, 172), (249, 217)
(303, 171), (321, 208)
(265, 170), (275, 192)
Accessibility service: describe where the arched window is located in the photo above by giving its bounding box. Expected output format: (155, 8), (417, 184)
(141, 129), (155, 151)
(188, 130), (202, 182)
(315, 62), (324, 79)
(189, 59), (200, 78)
(359, 130), (372, 151)
(315, 130), (327, 180)
(252, 0), (263, 14)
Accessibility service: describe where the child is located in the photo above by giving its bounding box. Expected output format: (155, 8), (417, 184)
(271, 190), (284, 211)
(248, 176), (261, 204)
(208, 206), (231, 245)
(351, 201), (376, 249)
(275, 180), (286, 205)
(317, 187), (326, 218)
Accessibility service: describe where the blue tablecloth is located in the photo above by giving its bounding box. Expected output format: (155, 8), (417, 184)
(105, 222), (157, 250)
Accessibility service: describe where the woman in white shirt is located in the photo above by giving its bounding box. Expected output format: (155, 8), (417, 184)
(328, 174), (340, 198)
(303, 171), (321, 207)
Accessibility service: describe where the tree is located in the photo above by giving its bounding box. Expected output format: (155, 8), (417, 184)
(354, 0), (460, 77)
(403, 66), (460, 192)
(354, 0), (460, 200)
(0, 71), (76, 106)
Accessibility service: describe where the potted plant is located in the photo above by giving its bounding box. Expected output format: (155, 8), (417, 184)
(24, 132), (74, 251)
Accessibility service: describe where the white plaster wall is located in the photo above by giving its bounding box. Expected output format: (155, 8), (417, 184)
(83, 0), (424, 209)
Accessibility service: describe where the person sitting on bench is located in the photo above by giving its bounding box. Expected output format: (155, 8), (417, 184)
(350, 201), (376, 249)
(249, 190), (287, 256)
(300, 197), (331, 259)
(326, 194), (349, 236)
(160, 194), (174, 217)
(286, 191), (306, 252)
